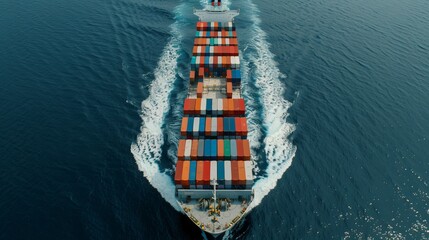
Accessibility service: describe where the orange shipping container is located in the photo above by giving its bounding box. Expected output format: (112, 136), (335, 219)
(231, 161), (239, 185)
(223, 99), (229, 116)
(236, 139), (244, 160)
(226, 82), (232, 98)
(180, 117), (188, 136)
(242, 140), (251, 160)
(197, 82), (203, 98)
(174, 160), (183, 186)
(191, 139), (198, 160)
(196, 160), (204, 186)
(178, 139), (186, 160)
(238, 161), (246, 185)
(195, 98), (202, 115)
(226, 69), (232, 82)
(217, 139), (224, 160)
(228, 99), (235, 115)
(205, 117), (211, 136)
(182, 161), (190, 187)
(217, 117), (224, 136)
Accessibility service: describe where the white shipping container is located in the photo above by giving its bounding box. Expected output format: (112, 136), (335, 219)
(196, 56), (200, 65)
(184, 139), (192, 160)
(206, 38), (210, 45)
(201, 98), (207, 115)
(224, 161), (232, 188)
(197, 46), (202, 54)
(218, 56), (222, 68)
(217, 99), (223, 115)
(226, 38), (230, 45)
(210, 161), (217, 182)
(210, 46), (214, 55)
(193, 117), (200, 137)
(212, 98), (218, 116)
(211, 117), (217, 136)
(210, 56), (213, 65)
(244, 161), (253, 186)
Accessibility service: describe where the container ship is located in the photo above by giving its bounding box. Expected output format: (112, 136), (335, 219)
(174, 0), (254, 237)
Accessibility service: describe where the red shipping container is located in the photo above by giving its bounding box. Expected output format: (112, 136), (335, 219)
(198, 67), (204, 78)
(236, 139), (244, 160)
(242, 140), (251, 160)
(217, 139), (224, 160)
(174, 160), (183, 185)
(238, 161), (246, 185)
(191, 139), (198, 160)
(240, 117), (248, 136)
(180, 117), (188, 136)
(231, 161), (239, 185)
(196, 161), (204, 186)
(237, 98), (245, 115)
(200, 55), (205, 67)
(234, 99), (241, 115)
(217, 117), (224, 136)
(183, 98), (195, 115)
(178, 139), (186, 160)
(203, 161), (211, 185)
(234, 117), (242, 136)
(182, 161), (190, 187)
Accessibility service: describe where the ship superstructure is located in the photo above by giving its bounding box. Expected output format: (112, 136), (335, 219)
(174, 0), (253, 236)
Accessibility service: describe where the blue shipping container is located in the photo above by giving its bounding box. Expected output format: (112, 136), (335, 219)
(199, 117), (206, 136)
(206, 99), (212, 115)
(187, 117), (194, 136)
(223, 117), (230, 135)
(211, 139), (217, 160)
(204, 139), (211, 158)
(217, 161), (225, 185)
(190, 161), (196, 185)
(230, 117), (236, 133)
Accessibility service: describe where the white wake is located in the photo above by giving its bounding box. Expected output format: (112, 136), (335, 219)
(242, 0), (297, 210)
(130, 6), (184, 211)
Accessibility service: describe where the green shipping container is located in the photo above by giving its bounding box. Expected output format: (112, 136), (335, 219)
(224, 139), (231, 160)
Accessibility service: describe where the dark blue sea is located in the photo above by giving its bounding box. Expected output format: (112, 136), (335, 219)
(1, 0), (428, 239)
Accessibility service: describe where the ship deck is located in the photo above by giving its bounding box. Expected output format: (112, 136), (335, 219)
(188, 77), (241, 99)
(179, 198), (249, 234)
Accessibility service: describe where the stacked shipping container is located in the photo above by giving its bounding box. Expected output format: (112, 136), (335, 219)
(175, 21), (252, 190)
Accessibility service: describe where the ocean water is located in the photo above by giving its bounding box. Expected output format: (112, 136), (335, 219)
(1, 0), (428, 239)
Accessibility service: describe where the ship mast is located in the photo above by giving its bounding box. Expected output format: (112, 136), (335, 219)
(210, 178), (218, 231)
